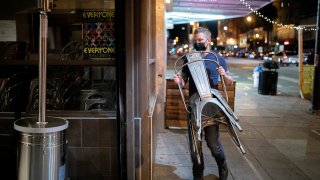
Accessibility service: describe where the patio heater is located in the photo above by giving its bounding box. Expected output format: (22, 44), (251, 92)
(14, 0), (69, 179)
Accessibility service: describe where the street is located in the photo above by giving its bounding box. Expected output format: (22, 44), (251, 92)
(227, 57), (301, 98)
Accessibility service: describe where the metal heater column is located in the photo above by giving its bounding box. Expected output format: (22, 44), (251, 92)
(14, 1), (69, 180)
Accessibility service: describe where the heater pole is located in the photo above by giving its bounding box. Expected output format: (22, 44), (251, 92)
(37, 0), (51, 123)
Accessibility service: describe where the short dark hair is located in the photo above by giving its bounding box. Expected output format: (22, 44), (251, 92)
(194, 27), (211, 40)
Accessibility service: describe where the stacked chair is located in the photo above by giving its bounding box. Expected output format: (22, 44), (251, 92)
(174, 52), (245, 164)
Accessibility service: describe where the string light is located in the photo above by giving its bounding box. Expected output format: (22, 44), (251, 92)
(239, 0), (317, 31)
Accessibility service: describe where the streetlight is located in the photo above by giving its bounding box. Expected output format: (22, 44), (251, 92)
(223, 26), (228, 31)
(246, 16), (254, 51)
(246, 16), (252, 22)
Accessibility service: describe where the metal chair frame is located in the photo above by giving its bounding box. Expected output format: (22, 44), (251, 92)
(174, 51), (245, 164)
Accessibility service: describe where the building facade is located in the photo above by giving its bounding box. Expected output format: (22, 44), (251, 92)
(0, 0), (166, 179)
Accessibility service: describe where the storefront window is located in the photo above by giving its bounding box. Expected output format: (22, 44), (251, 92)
(0, 0), (116, 112)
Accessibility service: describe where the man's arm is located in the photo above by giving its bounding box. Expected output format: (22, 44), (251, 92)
(173, 58), (189, 85)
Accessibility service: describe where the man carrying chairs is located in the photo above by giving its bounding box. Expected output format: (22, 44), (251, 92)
(173, 27), (245, 180)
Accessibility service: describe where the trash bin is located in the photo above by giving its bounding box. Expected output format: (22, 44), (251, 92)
(14, 116), (68, 180)
(258, 61), (279, 95)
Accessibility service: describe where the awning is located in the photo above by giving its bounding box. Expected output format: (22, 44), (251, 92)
(166, 0), (273, 24)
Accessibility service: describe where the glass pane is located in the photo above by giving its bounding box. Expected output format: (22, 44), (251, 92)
(0, 0), (116, 112)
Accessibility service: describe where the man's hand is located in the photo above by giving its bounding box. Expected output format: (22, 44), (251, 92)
(173, 74), (184, 86)
(217, 66), (226, 76)
(216, 66), (233, 85)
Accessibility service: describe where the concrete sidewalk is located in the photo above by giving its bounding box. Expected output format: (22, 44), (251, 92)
(154, 59), (320, 180)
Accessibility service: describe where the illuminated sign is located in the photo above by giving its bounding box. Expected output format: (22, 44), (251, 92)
(82, 10), (115, 59)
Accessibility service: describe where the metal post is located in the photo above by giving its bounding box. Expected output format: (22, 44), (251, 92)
(37, 0), (52, 123)
(312, 0), (320, 111)
(298, 28), (304, 98)
(38, 11), (48, 124)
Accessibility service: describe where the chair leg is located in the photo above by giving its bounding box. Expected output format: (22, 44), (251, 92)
(188, 113), (202, 165)
(224, 120), (246, 154)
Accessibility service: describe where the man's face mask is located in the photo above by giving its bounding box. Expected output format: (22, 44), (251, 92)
(194, 40), (207, 51)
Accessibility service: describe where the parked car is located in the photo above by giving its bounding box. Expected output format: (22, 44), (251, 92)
(272, 51), (299, 66)
(262, 52), (273, 60)
(247, 52), (257, 59)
